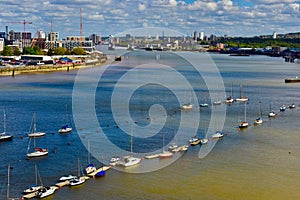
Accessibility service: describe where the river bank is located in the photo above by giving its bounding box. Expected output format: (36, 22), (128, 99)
(0, 58), (111, 77)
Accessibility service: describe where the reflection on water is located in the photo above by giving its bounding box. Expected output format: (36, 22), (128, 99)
(0, 52), (299, 199)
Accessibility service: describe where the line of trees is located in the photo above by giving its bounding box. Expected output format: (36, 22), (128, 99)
(0, 46), (87, 56)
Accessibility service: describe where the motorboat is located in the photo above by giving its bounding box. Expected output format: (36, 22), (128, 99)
(109, 157), (121, 166)
(213, 100), (222, 105)
(190, 139), (201, 146)
(85, 163), (96, 175)
(268, 111), (276, 117)
(200, 138), (208, 144)
(118, 156), (141, 167)
(289, 103), (296, 109)
(58, 175), (77, 182)
(200, 103), (208, 107)
(280, 105), (286, 112)
(212, 131), (224, 139)
(181, 103), (193, 110)
(168, 143), (178, 151)
(36, 186), (56, 198)
(69, 177), (85, 186)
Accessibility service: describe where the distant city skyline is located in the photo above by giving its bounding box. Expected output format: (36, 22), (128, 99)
(0, 0), (299, 39)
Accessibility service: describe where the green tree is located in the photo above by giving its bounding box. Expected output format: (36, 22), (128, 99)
(54, 47), (67, 55)
(13, 47), (21, 56)
(33, 46), (43, 55)
(2, 46), (13, 56)
(71, 47), (86, 55)
(23, 47), (35, 55)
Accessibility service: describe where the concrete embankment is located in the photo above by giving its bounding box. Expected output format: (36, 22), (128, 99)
(0, 60), (107, 77)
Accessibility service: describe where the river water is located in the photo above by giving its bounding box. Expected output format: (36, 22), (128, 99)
(0, 50), (299, 200)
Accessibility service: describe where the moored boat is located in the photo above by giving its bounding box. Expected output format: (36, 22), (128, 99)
(0, 109), (13, 142)
(181, 103), (193, 110)
(158, 151), (173, 158)
(212, 131), (224, 139)
(36, 186), (56, 198)
(235, 84), (248, 102)
(28, 113), (46, 137)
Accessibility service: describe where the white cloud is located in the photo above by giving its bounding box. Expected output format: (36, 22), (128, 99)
(0, 0), (299, 37)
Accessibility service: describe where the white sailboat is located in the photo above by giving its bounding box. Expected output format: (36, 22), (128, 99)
(225, 81), (234, 103)
(239, 103), (249, 128)
(254, 101), (263, 124)
(26, 137), (48, 158)
(28, 112), (46, 137)
(85, 140), (97, 175)
(159, 134), (173, 158)
(0, 109), (13, 142)
(181, 90), (193, 110)
(69, 158), (85, 186)
(23, 164), (43, 194)
(58, 104), (72, 134)
(268, 103), (276, 117)
(118, 130), (141, 167)
(235, 84), (248, 102)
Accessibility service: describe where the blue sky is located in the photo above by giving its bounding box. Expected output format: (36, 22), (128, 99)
(0, 0), (299, 39)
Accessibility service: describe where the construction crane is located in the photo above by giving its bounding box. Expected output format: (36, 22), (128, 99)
(6, 20), (33, 49)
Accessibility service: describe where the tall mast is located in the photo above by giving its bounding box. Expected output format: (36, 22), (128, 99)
(7, 164), (10, 199)
(3, 109), (6, 134)
(33, 112), (36, 133)
(244, 103), (247, 122)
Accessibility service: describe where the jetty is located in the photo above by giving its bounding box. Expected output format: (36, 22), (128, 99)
(87, 166), (111, 177)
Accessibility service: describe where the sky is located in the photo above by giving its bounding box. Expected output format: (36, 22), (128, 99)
(0, 0), (299, 39)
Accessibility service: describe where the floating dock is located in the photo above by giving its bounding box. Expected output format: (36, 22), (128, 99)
(55, 180), (70, 188)
(22, 191), (38, 199)
(144, 154), (160, 159)
(87, 166), (111, 177)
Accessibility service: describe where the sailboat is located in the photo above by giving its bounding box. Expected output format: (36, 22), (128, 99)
(58, 104), (72, 134)
(0, 109), (13, 142)
(26, 137), (48, 158)
(159, 133), (173, 158)
(118, 130), (141, 167)
(225, 81), (234, 103)
(23, 164), (43, 194)
(254, 101), (263, 124)
(69, 158), (85, 186)
(268, 103), (276, 117)
(85, 140), (96, 175)
(6, 164), (21, 200)
(28, 112), (46, 137)
(235, 84), (248, 102)
(181, 90), (193, 110)
(238, 103), (249, 128)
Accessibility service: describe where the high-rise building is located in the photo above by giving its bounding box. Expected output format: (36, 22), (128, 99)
(273, 31), (277, 39)
(0, 38), (4, 51)
(199, 32), (204, 40)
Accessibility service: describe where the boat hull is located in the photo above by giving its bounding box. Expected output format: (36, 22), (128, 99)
(0, 135), (13, 142)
